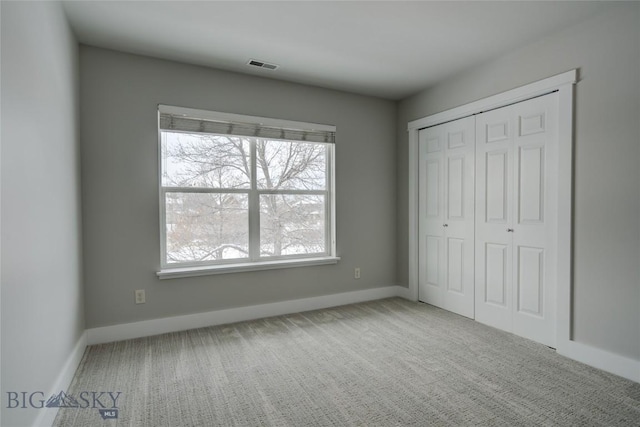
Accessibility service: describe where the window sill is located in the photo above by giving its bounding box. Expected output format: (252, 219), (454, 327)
(157, 256), (341, 280)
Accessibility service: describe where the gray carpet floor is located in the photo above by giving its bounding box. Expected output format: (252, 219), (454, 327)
(54, 298), (640, 426)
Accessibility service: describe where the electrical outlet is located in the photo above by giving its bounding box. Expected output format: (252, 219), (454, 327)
(135, 289), (146, 304)
(354, 268), (361, 279)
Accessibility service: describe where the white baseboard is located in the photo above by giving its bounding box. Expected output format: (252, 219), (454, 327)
(87, 286), (409, 345)
(33, 331), (87, 427)
(557, 340), (640, 383)
(395, 285), (413, 300)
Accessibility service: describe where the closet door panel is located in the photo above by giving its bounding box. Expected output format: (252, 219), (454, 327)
(486, 150), (509, 223)
(419, 126), (445, 307)
(447, 155), (465, 220)
(518, 146), (545, 224)
(485, 243), (509, 306)
(475, 92), (558, 347)
(419, 116), (475, 319)
(425, 159), (441, 218)
(475, 107), (514, 331)
(512, 93), (558, 347)
(442, 117), (475, 318)
(446, 237), (465, 294)
(517, 246), (544, 316)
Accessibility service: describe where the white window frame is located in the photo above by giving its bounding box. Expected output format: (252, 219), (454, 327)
(156, 105), (339, 279)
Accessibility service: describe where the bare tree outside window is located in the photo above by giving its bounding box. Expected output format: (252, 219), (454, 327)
(161, 131), (328, 265)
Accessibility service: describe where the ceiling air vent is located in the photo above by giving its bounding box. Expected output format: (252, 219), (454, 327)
(248, 59), (278, 70)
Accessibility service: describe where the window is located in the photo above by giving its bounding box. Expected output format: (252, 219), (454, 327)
(158, 105), (337, 276)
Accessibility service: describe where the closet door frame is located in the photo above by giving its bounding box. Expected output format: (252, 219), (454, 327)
(407, 69), (575, 354)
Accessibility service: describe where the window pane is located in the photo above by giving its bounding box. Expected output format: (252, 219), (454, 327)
(165, 192), (249, 263)
(260, 194), (326, 257)
(256, 140), (327, 190)
(161, 132), (251, 189)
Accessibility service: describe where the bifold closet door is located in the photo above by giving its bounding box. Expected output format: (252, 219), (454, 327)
(418, 116), (475, 319)
(475, 92), (558, 347)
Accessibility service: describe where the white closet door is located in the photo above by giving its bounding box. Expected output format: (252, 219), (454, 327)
(475, 93), (558, 347)
(419, 125), (445, 309)
(512, 94), (558, 347)
(475, 106), (515, 330)
(419, 116), (475, 319)
(442, 117), (475, 318)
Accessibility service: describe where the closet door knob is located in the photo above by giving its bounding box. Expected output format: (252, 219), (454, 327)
(507, 228), (514, 232)
(443, 224), (449, 227)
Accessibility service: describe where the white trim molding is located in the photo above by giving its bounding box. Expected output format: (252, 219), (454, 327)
(394, 285), (413, 300)
(557, 341), (640, 383)
(554, 80), (575, 351)
(86, 286), (410, 345)
(158, 256), (341, 279)
(33, 332), (87, 427)
(407, 70), (577, 130)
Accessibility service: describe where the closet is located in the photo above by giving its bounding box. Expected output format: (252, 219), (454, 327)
(418, 92), (559, 347)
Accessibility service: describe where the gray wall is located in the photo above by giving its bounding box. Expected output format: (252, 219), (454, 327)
(397, 3), (640, 360)
(80, 47), (397, 328)
(1, 2), (84, 426)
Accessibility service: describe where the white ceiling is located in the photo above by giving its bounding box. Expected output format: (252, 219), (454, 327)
(62, 1), (614, 100)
